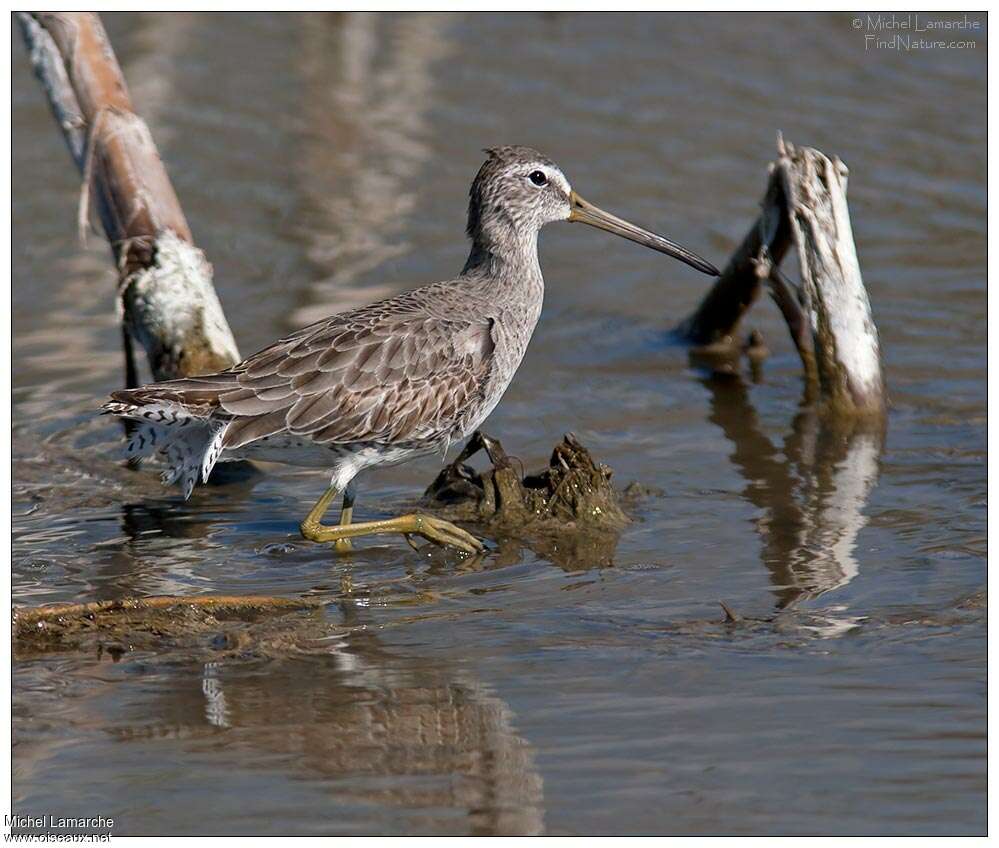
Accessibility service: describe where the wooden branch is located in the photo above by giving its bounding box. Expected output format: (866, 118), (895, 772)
(17, 12), (240, 382)
(774, 138), (885, 416)
(14, 595), (318, 640)
(16, 14), (87, 165)
(674, 168), (792, 345)
(759, 258), (819, 388)
(678, 135), (886, 417)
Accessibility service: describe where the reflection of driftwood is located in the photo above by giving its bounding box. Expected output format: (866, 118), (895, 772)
(17, 12), (240, 382)
(705, 375), (883, 610)
(679, 136), (886, 418)
(292, 13), (454, 323)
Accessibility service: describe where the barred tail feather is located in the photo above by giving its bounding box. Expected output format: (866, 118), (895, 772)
(201, 425), (227, 484)
(103, 400), (229, 499)
(159, 423), (224, 499)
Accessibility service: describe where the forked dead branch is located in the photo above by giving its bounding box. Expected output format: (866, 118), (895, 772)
(677, 135), (886, 419)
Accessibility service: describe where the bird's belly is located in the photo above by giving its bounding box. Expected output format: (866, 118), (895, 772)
(221, 433), (440, 470)
(222, 435), (350, 468)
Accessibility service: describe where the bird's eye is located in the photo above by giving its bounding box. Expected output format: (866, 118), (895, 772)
(528, 170), (548, 187)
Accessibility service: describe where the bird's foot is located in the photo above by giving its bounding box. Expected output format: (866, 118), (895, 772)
(300, 512), (484, 556)
(400, 513), (485, 555)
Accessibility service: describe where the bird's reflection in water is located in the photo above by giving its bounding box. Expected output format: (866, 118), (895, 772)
(117, 461), (262, 536)
(703, 372), (884, 610)
(111, 604), (545, 835)
(99, 463), (265, 598)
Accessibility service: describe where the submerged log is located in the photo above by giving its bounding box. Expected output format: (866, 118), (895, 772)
(678, 135), (886, 418)
(14, 594), (316, 634)
(17, 12), (240, 383)
(13, 594), (322, 657)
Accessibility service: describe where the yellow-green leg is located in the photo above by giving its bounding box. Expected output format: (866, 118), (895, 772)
(333, 484), (356, 553)
(300, 484), (484, 555)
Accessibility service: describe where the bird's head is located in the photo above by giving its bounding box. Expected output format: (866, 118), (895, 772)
(466, 145), (718, 276)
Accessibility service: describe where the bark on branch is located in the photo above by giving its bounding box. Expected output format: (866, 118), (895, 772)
(17, 12), (240, 382)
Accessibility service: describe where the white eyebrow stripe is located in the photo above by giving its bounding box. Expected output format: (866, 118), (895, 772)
(528, 164), (571, 196)
(551, 171), (572, 196)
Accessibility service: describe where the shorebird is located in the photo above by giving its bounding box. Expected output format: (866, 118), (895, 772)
(104, 146), (717, 554)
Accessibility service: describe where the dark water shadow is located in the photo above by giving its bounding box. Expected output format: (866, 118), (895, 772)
(701, 371), (885, 610)
(116, 462), (262, 539)
(469, 532), (619, 574)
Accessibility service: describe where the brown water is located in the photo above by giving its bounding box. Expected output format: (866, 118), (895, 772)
(12, 12), (986, 836)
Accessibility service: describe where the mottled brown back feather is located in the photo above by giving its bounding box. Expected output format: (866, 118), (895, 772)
(111, 285), (498, 455)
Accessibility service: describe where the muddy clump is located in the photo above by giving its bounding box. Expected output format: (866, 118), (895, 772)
(423, 432), (630, 533)
(422, 432), (634, 571)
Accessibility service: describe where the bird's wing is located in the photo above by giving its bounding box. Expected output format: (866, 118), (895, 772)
(107, 372), (241, 416)
(218, 308), (496, 450)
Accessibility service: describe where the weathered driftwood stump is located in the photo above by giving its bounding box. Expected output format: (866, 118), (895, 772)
(677, 135), (886, 419)
(18, 12), (240, 383)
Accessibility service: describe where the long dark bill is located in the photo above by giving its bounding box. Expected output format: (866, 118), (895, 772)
(568, 191), (719, 276)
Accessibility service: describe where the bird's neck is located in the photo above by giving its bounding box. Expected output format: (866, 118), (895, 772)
(461, 226), (544, 295)
(461, 228), (545, 368)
